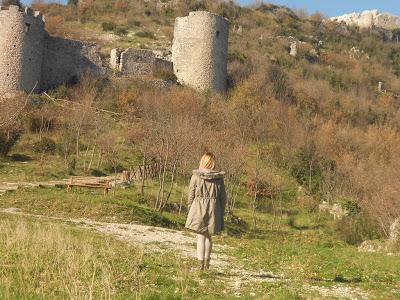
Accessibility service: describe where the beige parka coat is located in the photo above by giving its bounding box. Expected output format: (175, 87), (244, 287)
(185, 169), (227, 235)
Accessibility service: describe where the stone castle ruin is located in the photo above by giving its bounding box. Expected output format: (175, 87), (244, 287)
(0, 5), (103, 95)
(172, 11), (229, 93)
(0, 7), (229, 95)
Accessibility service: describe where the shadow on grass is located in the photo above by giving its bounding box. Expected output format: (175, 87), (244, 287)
(10, 153), (32, 162)
(215, 271), (284, 280)
(311, 275), (362, 283)
(287, 217), (323, 231)
(289, 223), (324, 231)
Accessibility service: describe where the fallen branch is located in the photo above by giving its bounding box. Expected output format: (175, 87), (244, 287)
(43, 92), (122, 116)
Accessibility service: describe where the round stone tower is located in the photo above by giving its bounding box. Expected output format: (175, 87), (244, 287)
(0, 5), (45, 94)
(172, 11), (229, 93)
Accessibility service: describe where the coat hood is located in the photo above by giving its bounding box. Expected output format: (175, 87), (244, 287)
(193, 169), (225, 180)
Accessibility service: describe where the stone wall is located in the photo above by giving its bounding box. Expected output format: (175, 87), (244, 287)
(0, 5), (104, 94)
(0, 6), (45, 94)
(172, 11), (229, 93)
(40, 36), (104, 90)
(111, 48), (173, 76)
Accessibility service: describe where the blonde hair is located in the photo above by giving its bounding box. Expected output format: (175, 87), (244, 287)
(199, 152), (216, 170)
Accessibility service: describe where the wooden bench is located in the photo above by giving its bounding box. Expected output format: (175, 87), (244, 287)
(66, 176), (111, 195)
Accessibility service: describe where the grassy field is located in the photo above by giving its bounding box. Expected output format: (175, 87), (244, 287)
(0, 214), (233, 299)
(1, 183), (400, 299)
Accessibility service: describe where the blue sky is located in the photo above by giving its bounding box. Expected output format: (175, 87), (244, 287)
(20, 0), (400, 17)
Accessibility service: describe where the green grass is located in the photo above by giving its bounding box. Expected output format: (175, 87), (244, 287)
(0, 186), (185, 229)
(1, 154), (400, 298)
(0, 213), (234, 299)
(2, 184), (400, 298)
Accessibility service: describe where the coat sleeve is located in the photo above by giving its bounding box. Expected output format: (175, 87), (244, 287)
(187, 174), (197, 208)
(220, 179), (227, 213)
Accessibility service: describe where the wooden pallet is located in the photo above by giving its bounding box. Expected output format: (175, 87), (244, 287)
(66, 176), (111, 195)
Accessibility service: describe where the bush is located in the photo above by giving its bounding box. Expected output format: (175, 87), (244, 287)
(165, 8), (174, 18)
(32, 137), (57, 154)
(104, 163), (125, 174)
(127, 19), (141, 27)
(0, 131), (20, 157)
(26, 116), (54, 133)
(267, 65), (296, 103)
(68, 157), (76, 174)
(189, 2), (206, 11)
(340, 198), (361, 216)
(114, 26), (128, 36)
(154, 69), (177, 82)
(334, 214), (381, 245)
(228, 50), (247, 64)
(136, 31), (156, 39)
(101, 22), (116, 32)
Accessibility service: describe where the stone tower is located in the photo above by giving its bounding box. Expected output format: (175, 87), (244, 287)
(172, 11), (229, 93)
(0, 5), (45, 94)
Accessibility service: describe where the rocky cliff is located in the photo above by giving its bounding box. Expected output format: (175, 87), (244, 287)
(331, 10), (400, 30)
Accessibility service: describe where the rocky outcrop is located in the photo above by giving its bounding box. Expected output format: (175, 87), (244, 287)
(389, 217), (400, 246)
(331, 10), (400, 30)
(319, 201), (348, 220)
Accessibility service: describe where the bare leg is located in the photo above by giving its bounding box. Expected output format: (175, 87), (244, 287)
(205, 232), (212, 260)
(204, 232), (212, 270)
(197, 234), (206, 261)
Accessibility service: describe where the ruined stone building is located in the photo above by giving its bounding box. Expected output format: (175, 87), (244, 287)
(0, 5), (103, 95)
(110, 48), (173, 77)
(0, 7), (229, 95)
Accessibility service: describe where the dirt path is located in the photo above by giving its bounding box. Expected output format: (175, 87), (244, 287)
(0, 207), (370, 299)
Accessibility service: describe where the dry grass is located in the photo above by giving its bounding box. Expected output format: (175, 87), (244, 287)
(0, 215), (144, 299)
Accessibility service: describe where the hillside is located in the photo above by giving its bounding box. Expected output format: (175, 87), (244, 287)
(1, 0), (400, 298)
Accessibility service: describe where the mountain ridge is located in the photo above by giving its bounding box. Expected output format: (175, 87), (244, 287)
(331, 9), (400, 30)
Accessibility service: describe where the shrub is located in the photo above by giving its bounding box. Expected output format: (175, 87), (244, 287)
(334, 214), (382, 245)
(228, 50), (247, 64)
(0, 131), (20, 157)
(154, 69), (177, 82)
(32, 137), (57, 154)
(104, 163), (124, 173)
(101, 22), (116, 32)
(165, 8), (174, 18)
(26, 116), (54, 133)
(68, 157), (76, 174)
(267, 65), (296, 103)
(127, 19), (141, 27)
(340, 198), (361, 216)
(389, 48), (400, 77)
(114, 26), (128, 36)
(45, 16), (65, 36)
(189, 1), (206, 11)
(136, 31), (156, 39)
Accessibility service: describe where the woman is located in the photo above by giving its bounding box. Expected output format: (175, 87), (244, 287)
(185, 152), (227, 271)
